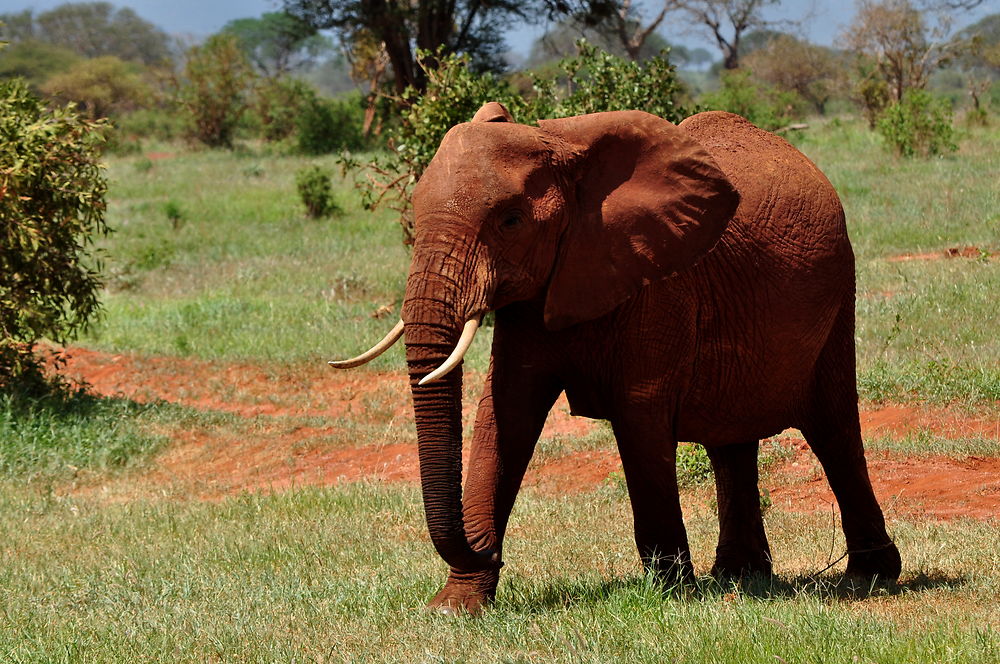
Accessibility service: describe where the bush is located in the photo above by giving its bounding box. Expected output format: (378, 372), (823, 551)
(348, 43), (693, 244)
(700, 69), (807, 131)
(0, 79), (109, 391)
(877, 89), (957, 157)
(40, 55), (152, 119)
(178, 34), (254, 148)
(114, 107), (185, 143)
(254, 76), (316, 142)
(295, 165), (340, 218)
(295, 93), (366, 154)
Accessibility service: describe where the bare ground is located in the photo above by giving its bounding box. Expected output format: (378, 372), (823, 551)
(60, 347), (999, 520)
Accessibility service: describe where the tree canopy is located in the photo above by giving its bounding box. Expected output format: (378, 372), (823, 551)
(281, 0), (619, 94)
(222, 12), (333, 77)
(0, 2), (172, 65)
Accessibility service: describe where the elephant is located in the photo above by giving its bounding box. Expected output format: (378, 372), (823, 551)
(331, 102), (902, 615)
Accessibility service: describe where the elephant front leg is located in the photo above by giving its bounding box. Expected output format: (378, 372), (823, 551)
(613, 421), (693, 583)
(428, 362), (560, 616)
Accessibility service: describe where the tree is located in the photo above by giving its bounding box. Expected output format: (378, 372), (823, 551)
(0, 78), (109, 390)
(844, 0), (954, 102)
(41, 56), (153, 119)
(0, 40), (79, 90)
(178, 34), (255, 148)
(9, 2), (173, 65)
(604, 0), (670, 61)
(222, 12), (332, 77)
(281, 0), (619, 94)
(526, 15), (673, 65)
(744, 35), (848, 113)
(661, 0), (790, 70)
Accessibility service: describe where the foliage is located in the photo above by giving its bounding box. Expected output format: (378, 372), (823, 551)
(222, 11), (332, 77)
(114, 108), (185, 143)
(854, 62), (894, 128)
(0, 79), (109, 390)
(347, 42), (692, 243)
(844, 0), (955, 102)
(253, 76), (317, 142)
(295, 92), (366, 153)
(700, 68), (806, 130)
(0, 2), (171, 65)
(0, 39), (79, 90)
(40, 55), (153, 119)
(656, 0), (785, 70)
(295, 165), (340, 218)
(281, 0), (621, 93)
(876, 88), (957, 156)
(676, 443), (713, 486)
(525, 15), (674, 66)
(743, 34), (848, 114)
(178, 34), (255, 148)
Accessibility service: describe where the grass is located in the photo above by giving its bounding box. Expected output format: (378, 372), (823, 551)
(1, 481), (997, 662)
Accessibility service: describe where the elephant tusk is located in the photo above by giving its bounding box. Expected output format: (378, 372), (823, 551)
(418, 317), (480, 385)
(328, 319), (404, 369)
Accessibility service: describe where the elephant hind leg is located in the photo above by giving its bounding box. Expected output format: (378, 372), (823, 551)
(705, 440), (772, 578)
(800, 301), (901, 581)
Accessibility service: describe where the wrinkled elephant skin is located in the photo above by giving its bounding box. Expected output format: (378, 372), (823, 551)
(388, 104), (900, 615)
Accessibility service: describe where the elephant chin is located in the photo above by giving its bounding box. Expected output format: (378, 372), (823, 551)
(405, 322), (500, 572)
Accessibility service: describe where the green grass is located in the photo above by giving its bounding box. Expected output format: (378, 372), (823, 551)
(1, 481), (997, 662)
(0, 391), (166, 478)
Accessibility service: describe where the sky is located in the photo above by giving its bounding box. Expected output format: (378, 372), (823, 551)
(2, 0), (997, 59)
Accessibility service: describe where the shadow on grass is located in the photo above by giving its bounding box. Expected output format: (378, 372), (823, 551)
(500, 569), (967, 613)
(0, 387), (167, 476)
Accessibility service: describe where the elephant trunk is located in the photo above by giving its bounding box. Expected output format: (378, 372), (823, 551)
(403, 272), (498, 572)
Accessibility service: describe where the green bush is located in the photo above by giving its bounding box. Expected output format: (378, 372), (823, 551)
(178, 34), (254, 148)
(115, 108), (185, 143)
(0, 79), (109, 391)
(254, 76), (316, 142)
(877, 89), (957, 157)
(40, 55), (152, 119)
(295, 165), (340, 218)
(700, 69), (807, 131)
(295, 93), (366, 154)
(349, 43), (692, 244)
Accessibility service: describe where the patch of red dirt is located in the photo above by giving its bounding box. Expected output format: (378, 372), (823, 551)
(59, 347), (999, 521)
(886, 246), (991, 262)
(145, 152), (175, 161)
(771, 452), (1000, 521)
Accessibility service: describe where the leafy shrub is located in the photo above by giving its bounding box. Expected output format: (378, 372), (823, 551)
(676, 443), (713, 487)
(40, 55), (152, 119)
(877, 89), (957, 157)
(348, 43), (692, 244)
(254, 76), (316, 142)
(295, 92), (366, 154)
(115, 108), (185, 142)
(854, 65), (892, 129)
(178, 34), (254, 147)
(0, 79), (109, 391)
(295, 165), (340, 218)
(700, 69), (807, 131)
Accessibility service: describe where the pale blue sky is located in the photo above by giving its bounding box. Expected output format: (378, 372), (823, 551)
(2, 0), (996, 58)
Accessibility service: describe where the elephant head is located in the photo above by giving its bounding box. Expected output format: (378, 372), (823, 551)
(332, 102), (739, 571)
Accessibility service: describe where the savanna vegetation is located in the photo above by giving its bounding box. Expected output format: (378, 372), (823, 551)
(1, 0), (998, 661)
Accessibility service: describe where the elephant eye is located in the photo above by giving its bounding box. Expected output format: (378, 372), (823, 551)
(499, 211), (524, 231)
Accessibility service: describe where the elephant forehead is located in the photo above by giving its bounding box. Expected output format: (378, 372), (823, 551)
(414, 123), (550, 212)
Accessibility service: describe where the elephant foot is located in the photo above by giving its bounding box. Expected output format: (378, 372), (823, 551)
(644, 550), (695, 588)
(845, 541), (902, 582)
(426, 569), (500, 617)
(711, 544), (773, 579)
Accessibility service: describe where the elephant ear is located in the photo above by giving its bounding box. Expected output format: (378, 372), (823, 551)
(538, 111), (740, 330)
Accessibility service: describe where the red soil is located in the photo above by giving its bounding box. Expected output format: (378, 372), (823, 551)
(886, 246), (991, 262)
(59, 347), (999, 520)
